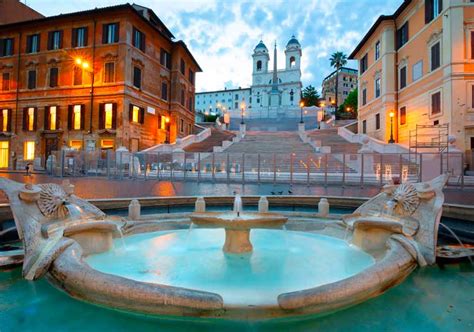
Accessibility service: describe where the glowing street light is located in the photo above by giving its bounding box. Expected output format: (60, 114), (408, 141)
(299, 100), (305, 124)
(388, 111), (395, 144)
(75, 57), (94, 133)
(240, 99), (246, 124)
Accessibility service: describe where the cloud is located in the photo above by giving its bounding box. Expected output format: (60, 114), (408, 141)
(27, 0), (403, 92)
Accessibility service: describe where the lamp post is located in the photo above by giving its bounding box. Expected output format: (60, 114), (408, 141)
(75, 58), (94, 134)
(388, 111), (395, 144)
(319, 102), (326, 129)
(299, 100), (304, 124)
(164, 116), (171, 144)
(240, 99), (246, 124)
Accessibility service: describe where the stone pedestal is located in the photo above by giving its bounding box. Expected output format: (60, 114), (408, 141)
(298, 122), (305, 133)
(128, 199), (141, 220)
(195, 197), (206, 212)
(239, 123), (246, 137)
(318, 198), (329, 217)
(258, 196), (269, 213)
(223, 229), (252, 254)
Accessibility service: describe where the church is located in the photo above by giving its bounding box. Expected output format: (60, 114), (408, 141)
(195, 36), (303, 119)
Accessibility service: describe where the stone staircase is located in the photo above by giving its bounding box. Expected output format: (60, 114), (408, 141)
(184, 128), (235, 152)
(307, 128), (362, 154)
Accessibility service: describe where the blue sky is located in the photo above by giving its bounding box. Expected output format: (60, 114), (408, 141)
(26, 0), (402, 93)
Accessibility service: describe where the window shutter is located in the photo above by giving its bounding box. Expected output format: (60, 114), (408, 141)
(471, 31), (474, 60)
(47, 31), (53, 50)
(37, 34), (41, 52)
(114, 23), (120, 43)
(140, 107), (145, 124)
(141, 34), (146, 52)
(438, 0), (443, 14)
(80, 104), (85, 130)
(98, 103), (105, 129)
(112, 103), (117, 129)
(59, 30), (63, 49)
(44, 106), (50, 130)
(67, 105), (73, 130)
(72, 28), (77, 48)
(10, 39), (14, 55)
(33, 108), (37, 131)
(26, 35), (32, 53)
(7, 109), (12, 132)
(425, 0), (433, 24)
(83, 27), (88, 46)
(132, 28), (136, 47)
(129, 104), (133, 123)
(102, 24), (107, 44)
(22, 108), (27, 131)
(56, 106), (60, 129)
(0, 39), (4, 56)
(0, 110), (4, 132)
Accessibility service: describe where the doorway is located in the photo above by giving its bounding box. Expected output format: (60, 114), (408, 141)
(45, 137), (59, 164)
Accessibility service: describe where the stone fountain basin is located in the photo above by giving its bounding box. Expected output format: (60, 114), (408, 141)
(190, 212), (288, 229)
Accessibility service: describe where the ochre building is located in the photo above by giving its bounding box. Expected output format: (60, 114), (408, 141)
(0, 3), (201, 169)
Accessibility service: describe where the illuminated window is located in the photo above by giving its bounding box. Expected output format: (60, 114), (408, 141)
(2, 109), (8, 132)
(101, 139), (114, 149)
(160, 115), (168, 130)
(73, 105), (81, 130)
(132, 105), (139, 123)
(69, 140), (82, 150)
(28, 108), (35, 131)
(24, 141), (35, 160)
(49, 106), (57, 130)
(105, 103), (113, 129)
(0, 141), (8, 168)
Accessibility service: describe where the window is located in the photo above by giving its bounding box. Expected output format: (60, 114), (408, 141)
(180, 118), (184, 133)
(1, 109), (11, 132)
(180, 89), (185, 105)
(104, 62), (115, 83)
(400, 66), (407, 89)
(0, 38), (14, 57)
(400, 106), (406, 125)
(180, 59), (185, 75)
(256, 60), (262, 71)
(102, 23), (119, 44)
(46, 106), (58, 130)
(234, 101), (238, 109)
(47, 31), (63, 50)
(430, 42), (441, 71)
(160, 49), (171, 69)
(433, 120), (439, 126)
(289, 56), (296, 68)
(375, 78), (381, 98)
(68, 105), (85, 130)
(412, 60), (423, 81)
(23, 107), (36, 131)
(362, 120), (367, 134)
(26, 34), (40, 53)
(360, 54), (368, 74)
(425, 0), (442, 24)
(69, 140), (83, 150)
(2, 73), (10, 91)
(24, 141), (35, 160)
(472, 85), (474, 108)
(27, 70), (36, 89)
(132, 27), (146, 51)
(375, 41), (380, 60)
(188, 69), (194, 84)
(161, 82), (168, 101)
(159, 115), (167, 130)
(375, 113), (380, 130)
(129, 104), (144, 124)
(471, 31), (474, 60)
(72, 27), (88, 48)
(101, 139), (115, 149)
(49, 67), (59, 87)
(99, 103), (116, 130)
(396, 22), (409, 49)
(188, 124), (192, 135)
(73, 66), (83, 85)
(133, 66), (142, 89)
(235, 94), (239, 100)
(431, 91), (441, 115)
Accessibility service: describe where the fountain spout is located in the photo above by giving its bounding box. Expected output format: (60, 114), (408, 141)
(234, 194), (243, 218)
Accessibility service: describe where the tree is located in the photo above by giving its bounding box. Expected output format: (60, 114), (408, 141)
(336, 88), (358, 120)
(329, 51), (348, 120)
(301, 85), (321, 106)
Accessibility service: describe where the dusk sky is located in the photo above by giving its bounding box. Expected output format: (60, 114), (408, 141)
(25, 0), (403, 93)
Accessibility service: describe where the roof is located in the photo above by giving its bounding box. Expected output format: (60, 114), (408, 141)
(349, 0), (412, 59)
(174, 40), (203, 72)
(322, 67), (358, 82)
(286, 35), (300, 47)
(255, 40), (268, 50)
(0, 3), (174, 41)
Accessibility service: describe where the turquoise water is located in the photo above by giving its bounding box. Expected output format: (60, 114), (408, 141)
(1, 264), (473, 331)
(85, 229), (375, 306)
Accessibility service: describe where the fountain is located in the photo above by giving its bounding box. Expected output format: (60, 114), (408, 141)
(190, 194), (288, 253)
(0, 175), (449, 319)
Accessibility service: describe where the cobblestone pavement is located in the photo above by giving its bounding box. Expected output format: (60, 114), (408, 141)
(0, 173), (472, 205)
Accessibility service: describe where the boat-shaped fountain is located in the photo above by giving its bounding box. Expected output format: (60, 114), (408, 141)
(0, 175), (448, 319)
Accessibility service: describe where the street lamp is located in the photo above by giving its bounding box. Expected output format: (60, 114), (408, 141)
(240, 99), (246, 124)
(164, 116), (170, 144)
(299, 100), (305, 124)
(388, 111), (395, 144)
(76, 57), (94, 133)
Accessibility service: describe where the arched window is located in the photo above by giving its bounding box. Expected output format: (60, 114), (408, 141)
(257, 60), (262, 71)
(290, 56), (296, 68)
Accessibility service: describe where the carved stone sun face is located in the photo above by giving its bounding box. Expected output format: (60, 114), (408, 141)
(37, 184), (70, 219)
(391, 183), (420, 216)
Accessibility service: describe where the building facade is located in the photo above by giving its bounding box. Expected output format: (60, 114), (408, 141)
(195, 36), (303, 120)
(0, 4), (201, 169)
(350, 0), (474, 154)
(321, 67), (358, 107)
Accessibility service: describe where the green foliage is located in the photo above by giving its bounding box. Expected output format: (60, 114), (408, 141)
(301, 85), (321, 106)
(336, 88), (358, 120)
